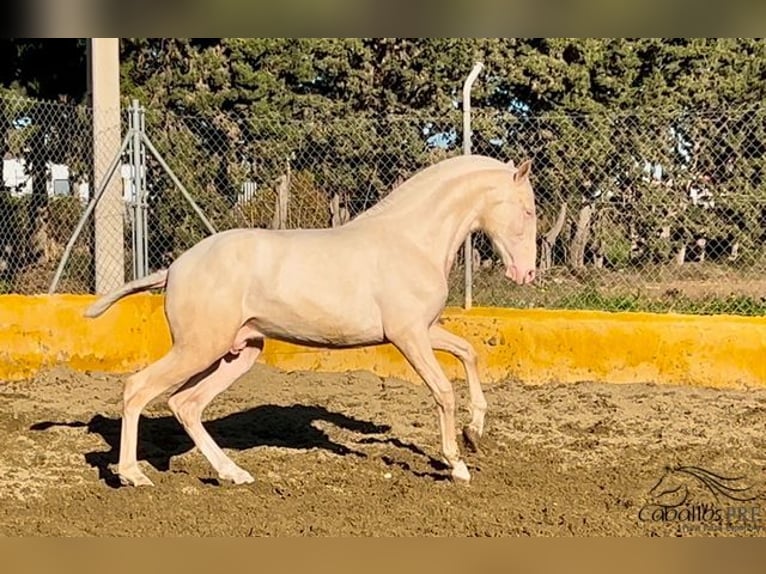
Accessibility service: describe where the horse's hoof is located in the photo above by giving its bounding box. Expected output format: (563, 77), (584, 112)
(118, 466), (155, 487)
(451, 460), (471, 483)
(219, 466), (255, 485)
(462, 426), (481, 453)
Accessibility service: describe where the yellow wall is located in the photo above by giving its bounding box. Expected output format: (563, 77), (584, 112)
(2, 294), (765, 389)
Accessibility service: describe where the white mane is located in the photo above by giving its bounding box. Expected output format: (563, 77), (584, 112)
(350, 155), (514, 224)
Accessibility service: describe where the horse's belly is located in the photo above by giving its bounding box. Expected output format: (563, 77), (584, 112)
(244, 247), (384, 347)
(250, 304), (385, 348)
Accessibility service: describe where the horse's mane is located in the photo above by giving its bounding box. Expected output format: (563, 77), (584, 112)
(348, 155), (512, 225)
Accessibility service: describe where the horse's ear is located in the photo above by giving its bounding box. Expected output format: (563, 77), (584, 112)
(513, 158), (532, 183)
(506, 158), (515, 169)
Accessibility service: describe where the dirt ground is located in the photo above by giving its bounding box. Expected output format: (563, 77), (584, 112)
(1, 364), (766, 537)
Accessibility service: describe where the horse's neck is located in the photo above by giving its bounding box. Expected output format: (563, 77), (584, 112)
(351, 173), (489, 275)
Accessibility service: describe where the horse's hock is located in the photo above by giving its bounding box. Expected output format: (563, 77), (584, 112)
(2, 293), (765, 390)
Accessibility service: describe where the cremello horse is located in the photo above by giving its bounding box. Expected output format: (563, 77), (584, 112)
(85, 154), (538, 487)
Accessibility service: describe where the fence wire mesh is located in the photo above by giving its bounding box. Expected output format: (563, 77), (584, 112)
(0, 93), (131, 294)
(3, 91), (766, 316)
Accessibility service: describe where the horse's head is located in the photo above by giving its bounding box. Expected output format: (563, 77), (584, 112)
(478, 158), (538, 286)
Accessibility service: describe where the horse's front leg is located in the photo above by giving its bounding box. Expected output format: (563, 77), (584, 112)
(388, 328), (471, 483)
(427, 324), (486, 452)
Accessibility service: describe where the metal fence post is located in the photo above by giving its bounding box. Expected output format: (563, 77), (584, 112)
(48, 131), (133, 294)
(129, 98), (148, 279)
(462, 61), (484, 310)
(138, 101), (149, 277)
(128, 99), (140, 280)
(140, 131), (218, 235)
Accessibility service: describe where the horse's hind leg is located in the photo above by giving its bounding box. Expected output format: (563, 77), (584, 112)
(427, 324), (486, 452)
(168, 339), (263, 485)
(118, 346), (218, 487)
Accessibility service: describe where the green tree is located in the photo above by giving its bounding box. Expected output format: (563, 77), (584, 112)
(6, 37), (766, 286)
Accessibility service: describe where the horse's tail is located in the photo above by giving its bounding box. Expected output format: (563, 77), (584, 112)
(83, 268), (169, 319)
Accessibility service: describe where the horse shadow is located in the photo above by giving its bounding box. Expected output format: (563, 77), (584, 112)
(30, 404), (448, 487)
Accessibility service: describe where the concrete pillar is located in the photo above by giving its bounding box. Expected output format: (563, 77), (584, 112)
(88, 38), (125, 294)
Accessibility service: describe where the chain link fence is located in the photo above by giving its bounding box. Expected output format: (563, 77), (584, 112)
(3, 91), (766, 316)
(468, 104), (766, 315)
(1, 93), (121, 294)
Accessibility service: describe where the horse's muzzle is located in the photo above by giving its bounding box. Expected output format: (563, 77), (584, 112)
(505, 265), (536, 285)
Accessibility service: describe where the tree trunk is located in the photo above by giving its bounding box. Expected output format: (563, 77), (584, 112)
(675, 244), (686, 265)
(629, 222), (644, 262)
(593, 242), (605, 268)
(728, 240), (739, 261)
(568, 203), (593, 269)
(271, 169), (290, 230)
(27, 140), (54, 266)
(539, 201), (567, 273)
(696, 237), (707, 263)
(330, 193), (350, 227)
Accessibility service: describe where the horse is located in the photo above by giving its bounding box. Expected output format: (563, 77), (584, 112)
(84, 154), (538, 487)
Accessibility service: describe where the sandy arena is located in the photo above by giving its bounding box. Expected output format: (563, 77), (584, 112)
(1, 364), (765, 536)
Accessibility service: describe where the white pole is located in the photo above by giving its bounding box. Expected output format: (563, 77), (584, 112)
(462, 61), (484, 310)
(90, 38), (125, 294)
